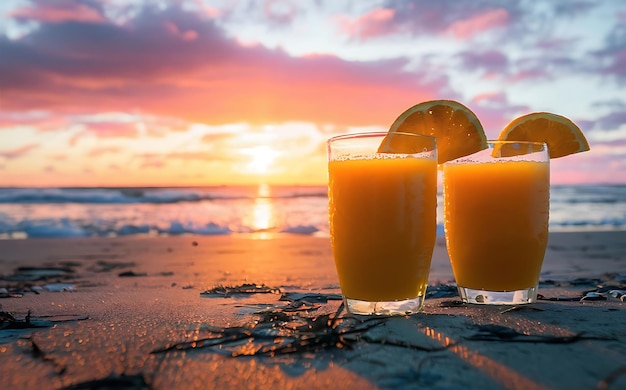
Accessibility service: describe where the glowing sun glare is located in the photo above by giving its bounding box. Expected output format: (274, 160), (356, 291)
(244, 146), (279, 174)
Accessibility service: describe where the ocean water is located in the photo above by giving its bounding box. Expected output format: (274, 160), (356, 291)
(0, 184), (625, 239)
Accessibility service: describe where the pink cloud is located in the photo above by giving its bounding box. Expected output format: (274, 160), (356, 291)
(335, 8), (397, 40)
(447, 8), (509, 39)
(84, 122), (138, 138)
(69, 122), (139, 146)
(551, 151), (626, 184)
(164, 21), (199, 41)
(0, 143), (39, 159)
(10, 0), (105, 24)
(0, 111), (69, 131)
(0, 6), (446, 128)
(471, 92), (507, 105)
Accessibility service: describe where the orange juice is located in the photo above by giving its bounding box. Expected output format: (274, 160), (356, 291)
(328, 156), (437, 302)
(443, 160), (549, 291)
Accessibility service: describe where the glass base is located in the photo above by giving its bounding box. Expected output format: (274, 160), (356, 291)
(458, 285), (538, 305)
(345, 296), (425, 316)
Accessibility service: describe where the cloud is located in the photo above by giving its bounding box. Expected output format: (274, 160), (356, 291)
(69, 122), (139, 146)
(594, 110), (626, 131)
(137, 153), (166, 169)
(167, 151), (216, 161)
(263, 0), (298, 25)
(456, 49), (509, 77)
(164, 21), (198, 41)
(593, 20), (626, 82)
(467, 93), (530, 137)
(0, 110), (69, 131)
(0, 4), (447, 127)
(9, 0), (105, 24)
(446, 8), (509, 39)
(335, 2), (524, 40)
(335, 7), (397, 40)
(534, 36), (580, 51)
(87, 146), (124, 157)
(0, 143), (39, 159)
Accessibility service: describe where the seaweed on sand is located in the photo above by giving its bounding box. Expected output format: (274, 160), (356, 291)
(151, 303), (379, 356)
(0, 309), (54, 330)
(200, 283), (281, 298)
(152, 299), (451, 358)
(1, 308), (88, 330)
(2, 266), (77, 282)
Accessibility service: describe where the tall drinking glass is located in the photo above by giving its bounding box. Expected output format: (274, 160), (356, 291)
(327, 132), (437, 315)
(443, 141), (550, 304)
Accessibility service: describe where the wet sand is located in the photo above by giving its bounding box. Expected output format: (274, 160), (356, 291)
(0, 231), (625, 389)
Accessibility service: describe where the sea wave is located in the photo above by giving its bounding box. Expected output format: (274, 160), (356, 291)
(3, 216), (625, 239)
(0, 218), (324, 239)
(0, 187), (328, 205)
(1, 185), (624, 239)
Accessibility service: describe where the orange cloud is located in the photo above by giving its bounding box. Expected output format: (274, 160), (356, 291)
(0, 143), (39, 159)
(88, 146), (124, 157)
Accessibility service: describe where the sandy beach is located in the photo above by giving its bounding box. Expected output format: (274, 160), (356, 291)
(1, 231), (625, 389)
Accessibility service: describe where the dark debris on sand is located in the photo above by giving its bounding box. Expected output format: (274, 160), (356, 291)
(184, 280), (625, 359)
(151, 301), (446, 358)
(0, 309), (54, 330)
(1, 308), (88, 330)
(465, 324), (616, 344)
(155, 284), (452, 358)
(60, 373), (151, 390)
(200, 283), (282, 298)
(0, 265), (81, 298)
(1, 266), (77, 282)
(538, 273), (626, 302)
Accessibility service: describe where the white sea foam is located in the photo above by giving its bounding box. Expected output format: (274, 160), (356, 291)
(0, 185), (624, 239)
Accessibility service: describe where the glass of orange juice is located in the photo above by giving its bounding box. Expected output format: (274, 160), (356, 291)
(443, 141), (550, 304)
(327, 132), (438, 315)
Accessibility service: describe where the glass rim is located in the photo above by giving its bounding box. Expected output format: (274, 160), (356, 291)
(486, 140), (547, 147)
(327, 131), (436, 144)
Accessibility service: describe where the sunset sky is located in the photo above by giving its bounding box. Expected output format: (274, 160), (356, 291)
(1, 0), (625, 187)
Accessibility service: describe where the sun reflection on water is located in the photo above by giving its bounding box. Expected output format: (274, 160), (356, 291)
(248, 184), (276, 239)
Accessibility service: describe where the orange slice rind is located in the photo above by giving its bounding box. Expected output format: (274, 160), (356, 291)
(378, 100), (487, 163)
(497, 112), (590, 158)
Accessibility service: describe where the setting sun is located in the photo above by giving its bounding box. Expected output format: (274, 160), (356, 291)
(243, 145), (280, 175)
